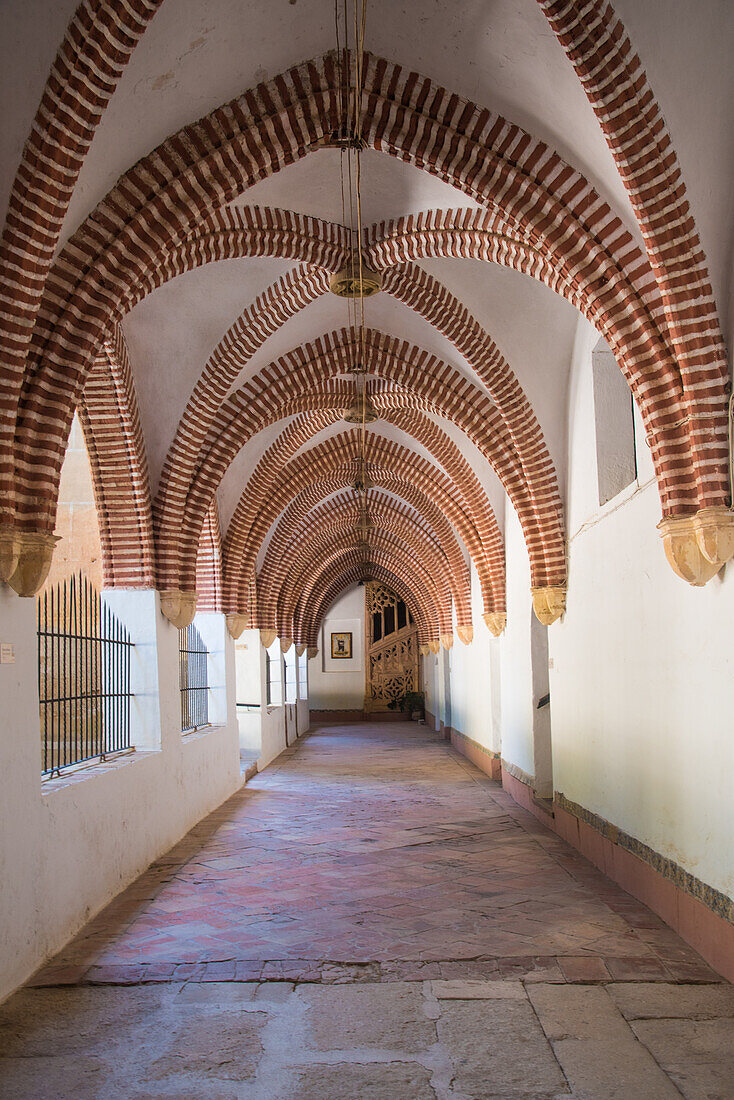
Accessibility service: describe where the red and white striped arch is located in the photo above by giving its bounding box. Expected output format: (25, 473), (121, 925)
(7, 44), (727, 536)
(222, 430), (505, 622)
(256, 488), (471, 633)
(266, 499), (464, 637)
(2, 7), (730, 621)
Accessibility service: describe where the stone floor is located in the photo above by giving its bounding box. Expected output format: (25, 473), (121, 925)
(2, 722), (732, 1098)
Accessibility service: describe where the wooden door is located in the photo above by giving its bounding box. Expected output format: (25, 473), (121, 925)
(364, 582), (420, 712)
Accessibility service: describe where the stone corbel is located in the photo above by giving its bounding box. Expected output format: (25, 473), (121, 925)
(307, 646), (318, 659)
(160, 590), (197, 629)
(440, 634), (454, 650)
(531, 585), (566, 626)
(280, 637), (293, 653)
(3, 531), (60, 597)
(260, 629), (277, 649)
(428, 639), (440, 654)
(419, 643), (430, 656)
(0, 527), (21, 583)
(455, 624), (473, 645)
(658, 506), (734, 586)
(295, 643), (308, 657)
(226, 613), (248, 639)
(483, 611), (507, 637)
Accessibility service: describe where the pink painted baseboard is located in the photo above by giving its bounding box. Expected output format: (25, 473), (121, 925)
(551, 795), (734, 984)
(442, 744), (734, 983)
(444, 726), (502, 781)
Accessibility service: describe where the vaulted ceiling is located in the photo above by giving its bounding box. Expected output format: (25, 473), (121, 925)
(1, 0), (732, 639)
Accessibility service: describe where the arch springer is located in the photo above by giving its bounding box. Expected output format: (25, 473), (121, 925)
(658, 507), (734, 586)
(226, 613), (249, 639)
(531, 586), (566, 626)
(483, 611), (507, 637)
(1, 528), (59, 597)
(160, 590), (197, 629)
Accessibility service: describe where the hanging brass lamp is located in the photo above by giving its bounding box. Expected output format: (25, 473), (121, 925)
(330, 251), (382, 298)
(343, 390), (378, 423)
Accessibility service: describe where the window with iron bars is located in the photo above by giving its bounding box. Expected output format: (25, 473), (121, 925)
(37, 573), (133, 777)
(179, 621), (209, 732)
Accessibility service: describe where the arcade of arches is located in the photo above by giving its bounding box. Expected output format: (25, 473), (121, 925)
(1, 0), (734, 1094)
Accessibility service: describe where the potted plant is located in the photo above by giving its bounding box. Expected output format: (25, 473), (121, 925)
(402, 690), (425, 721)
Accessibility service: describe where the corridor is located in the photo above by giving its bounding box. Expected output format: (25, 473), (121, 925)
(1, 722), (732, 1098)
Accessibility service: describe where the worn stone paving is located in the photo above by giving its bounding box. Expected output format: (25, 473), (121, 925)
(1, 722), (732, 1098)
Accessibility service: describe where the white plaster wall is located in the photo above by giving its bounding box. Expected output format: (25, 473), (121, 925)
(309, 585), (366, 711)
(296, 651), (310, 735)
(234, 629), (263, 755)
(548, 321), (734, 899)
(422, 652), (440, 730)
(0, 588), (241, 1003)
(445, 561), (500, 753)
(498, 502), (535, 780)
(259, 640), (286, 768)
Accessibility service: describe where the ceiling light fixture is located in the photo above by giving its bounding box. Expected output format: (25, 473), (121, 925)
(343, 390), (378, 424)
(330, 250), (382, 299)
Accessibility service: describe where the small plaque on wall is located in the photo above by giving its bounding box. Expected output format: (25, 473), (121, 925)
(330, 631), (352, 659)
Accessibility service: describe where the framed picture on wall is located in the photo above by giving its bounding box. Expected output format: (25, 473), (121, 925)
(330, 631), (352, 659)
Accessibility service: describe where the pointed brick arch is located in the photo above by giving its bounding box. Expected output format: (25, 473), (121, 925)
(223, 431), (504, 625)
(278, 534), (452, 641)
(297, 559), (435, 649)
(195, 499), (224, 614)
(0, 0), (163, 467)
(256, 488), (471, 635)
(11, 46), (714, 539)
(171, 333), (557, 596)
(78, 326), (155, 589)
(269, 503), (461, 637)
(223, 411), (502, 620)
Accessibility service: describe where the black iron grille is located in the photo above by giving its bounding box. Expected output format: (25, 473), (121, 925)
(179, 621), (209, 731)
(37, 574), (133, 777)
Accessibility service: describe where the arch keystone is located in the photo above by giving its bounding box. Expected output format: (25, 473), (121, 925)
(531, 586), (566, 626)
(6, 532), (60, 597)
(483, 611), (507, 637)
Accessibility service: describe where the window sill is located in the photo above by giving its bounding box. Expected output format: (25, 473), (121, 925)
(41, 749), (156, 794)
(182, 723), (225, 740)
